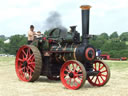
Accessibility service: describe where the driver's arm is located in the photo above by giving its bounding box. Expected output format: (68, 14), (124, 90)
(33, 32), (37, 35)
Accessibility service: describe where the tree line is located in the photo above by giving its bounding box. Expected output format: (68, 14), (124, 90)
(89, 32), (128, 58)
(0, 35), (27, 55)
(0, 31), (128, 58)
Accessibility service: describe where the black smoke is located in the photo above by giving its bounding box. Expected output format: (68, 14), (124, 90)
(44, 11), (67, 32)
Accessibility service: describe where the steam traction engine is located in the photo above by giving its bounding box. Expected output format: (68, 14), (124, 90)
(15, 5), (110, 90)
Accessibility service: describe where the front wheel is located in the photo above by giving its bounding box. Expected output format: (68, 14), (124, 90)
(88, 60), (110, 86)
(60, 60), (86, 90)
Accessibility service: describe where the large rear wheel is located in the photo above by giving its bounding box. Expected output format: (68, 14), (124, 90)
(60, 60), (86, 90)
(15, 45), (42, 82)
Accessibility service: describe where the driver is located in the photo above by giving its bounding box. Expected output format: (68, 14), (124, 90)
(28, 25), (36, 45)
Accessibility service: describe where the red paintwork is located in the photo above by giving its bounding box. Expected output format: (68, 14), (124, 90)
(60, 60), (84, 90)
(109, 58), (120, 60)
(100, 54), (110, 60)
(15, 45), (36, 82)
(121, 57), (127, 60)
(100, 54), (127, 61)
(43, 37), (46, 40)
(48, 39), (53, 43)
(85, 48), (95, 61)
(88, 60), (109, 86)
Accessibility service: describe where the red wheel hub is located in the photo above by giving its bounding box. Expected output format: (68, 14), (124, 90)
(60, 60), (86, 90)
(15, 46), (36, 82)
(88, 60), (110, 86)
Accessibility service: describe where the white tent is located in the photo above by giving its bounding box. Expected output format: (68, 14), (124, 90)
(4, 39), (10, 43)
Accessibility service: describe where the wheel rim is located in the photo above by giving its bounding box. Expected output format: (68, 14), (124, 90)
(60, 60), (86, 90)
(88, 60), (110, 86)
(15, 46), (36, 82)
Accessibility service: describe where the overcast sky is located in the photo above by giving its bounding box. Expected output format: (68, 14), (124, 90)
(0, 0), (128, 37)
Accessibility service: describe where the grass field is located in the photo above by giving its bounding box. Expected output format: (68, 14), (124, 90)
(0, 57), (128, 96)
(0, 57), (128, 69)
(104, 60), (128, 70)
(0, 57), (15, 66)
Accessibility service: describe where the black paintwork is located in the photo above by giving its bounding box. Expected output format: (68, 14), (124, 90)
(33, 7), (96, 77)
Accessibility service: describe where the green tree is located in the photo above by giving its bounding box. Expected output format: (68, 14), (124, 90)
(99, 33), (109, 40)
(3, 43), (10, 54)
(0, 40), (4, 53)
(89, 36), (106, 49)
(102, 40), (126, 51)
(8, 34), (27, 55)
(120, 32), (128, 41)
(110, 31), (118, 39)
(0, 35), (6, 41)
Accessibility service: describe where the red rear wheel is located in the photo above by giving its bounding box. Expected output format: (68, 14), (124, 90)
(88, 60), (110, 86)
(15, 45), (42, 82)
(60, 60), (86, 90)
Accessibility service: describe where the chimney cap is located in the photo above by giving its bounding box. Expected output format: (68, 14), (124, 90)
(80, 5), (91, 10)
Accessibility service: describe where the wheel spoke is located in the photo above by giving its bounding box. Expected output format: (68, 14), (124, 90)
(29, 71), (32, 79)
(65, 68), (70, 73)
(24, 73), (27, 80)
(28, 66), (34, 72)
(31, 56), (35, 62)
(77, 77), (82, 81)
(95, 76), (98, 84)
(23, 70), (27, 79)
(90, 76), (95, 81)
(101, 74), (107, 77)
(22, 54), (25, 60)
(73, 64), (78, 72)
(26, 48), (30, 59)
(97, 77), (100, 84)
(74, 79), (80, 85)
(94, 63), (97, 71)
(22, 50), (27, 56)
(77, 74), (83, 77)
(26, 68), (32, 80)
(19, 67), (25, 72)
(100, 75), (105, 81)
(76, 68), (81, 73)
(72, 63), (75, 71)
(99, 63), (100, 70)
(101, 70), (107, 73)
(18, 58), (24, 62)
(31, 64), (35, 69)
(69, 78), (71, 85)
(28, 62), (35, 65)
(26, 67), (29, 74)
(99, 65), (104, 71)
(64, 73), (69, 77)
(19, 62), (23, 68)
(73, 79), (76, 86)
(65, 78), (70, 82)
(27, 54), (34, 62)
(68, 65), (72, 72)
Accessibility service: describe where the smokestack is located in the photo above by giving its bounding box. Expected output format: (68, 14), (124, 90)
(80, 5), (91, 44)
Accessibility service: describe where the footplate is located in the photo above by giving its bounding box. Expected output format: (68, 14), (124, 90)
(87, 71), (99, 76)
